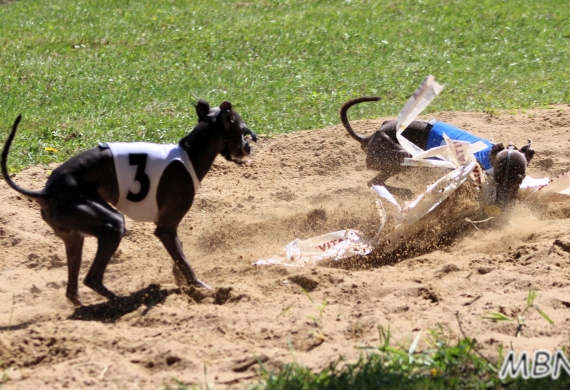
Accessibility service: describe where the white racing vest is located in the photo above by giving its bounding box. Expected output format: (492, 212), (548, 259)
(105, 142), (200, 222)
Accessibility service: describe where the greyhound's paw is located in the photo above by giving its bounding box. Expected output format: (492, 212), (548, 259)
(367, 174), (390, 187)
(84, 280), (118, 301)
(66, 294), (83, 307)
(367, 180), (385, 188)
(193, 279), (211, 289)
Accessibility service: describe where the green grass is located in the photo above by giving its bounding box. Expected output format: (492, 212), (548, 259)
(1, 0), (569, 169)
(252, 330), (570, 390)
(248, 293), (568, 389)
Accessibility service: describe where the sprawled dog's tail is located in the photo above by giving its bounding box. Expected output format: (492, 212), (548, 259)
(340, 96), (381, 148)
(2, 115), (48, 201)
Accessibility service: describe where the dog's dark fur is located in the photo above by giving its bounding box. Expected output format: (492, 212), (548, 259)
(340, 96), (535, 207)
(1, 99), (256, 306)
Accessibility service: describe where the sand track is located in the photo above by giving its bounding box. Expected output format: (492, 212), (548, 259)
(1, 106), (570, 388)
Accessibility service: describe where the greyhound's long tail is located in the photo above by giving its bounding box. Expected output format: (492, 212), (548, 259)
(1, 115), (47, 200)
(339, 96), (381, 147)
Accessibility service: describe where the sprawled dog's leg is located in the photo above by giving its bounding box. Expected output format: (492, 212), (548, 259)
(366, 148), (411, 185)
(367, 172), (392, 187)
(154, 225), (210, 289)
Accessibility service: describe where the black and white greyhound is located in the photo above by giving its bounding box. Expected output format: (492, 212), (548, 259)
(1, 99), (257, 306)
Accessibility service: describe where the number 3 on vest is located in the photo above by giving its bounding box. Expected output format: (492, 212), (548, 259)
(127, 153), (150, 202)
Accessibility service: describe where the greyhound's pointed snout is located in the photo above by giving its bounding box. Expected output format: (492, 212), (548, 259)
(245, 128), (258, 142)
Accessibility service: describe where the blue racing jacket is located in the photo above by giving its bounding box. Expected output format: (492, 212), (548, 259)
(426, 121), (494, 170)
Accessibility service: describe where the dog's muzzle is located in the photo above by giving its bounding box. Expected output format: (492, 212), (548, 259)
(245, 128), (258, 143)
(222, 129), (257, 163)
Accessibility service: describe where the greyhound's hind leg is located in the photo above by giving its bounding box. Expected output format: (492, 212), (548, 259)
(57, 229), (85, 306)
(43, 210), (86, 305)
(45, 198), (125, 303)
(81, 202), (125, 300)
(154, 225), (210, 289)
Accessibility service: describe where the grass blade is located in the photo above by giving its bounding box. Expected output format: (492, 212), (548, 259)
(482, 312), (514, 322)
(408, 330), (422, 356)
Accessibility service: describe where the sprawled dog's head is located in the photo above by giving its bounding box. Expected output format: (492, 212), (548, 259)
(489, 141), (535, 208)
(194, 98), (257, 162)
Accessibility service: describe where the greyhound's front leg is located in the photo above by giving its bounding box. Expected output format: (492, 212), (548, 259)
(154, 225), (210, 289)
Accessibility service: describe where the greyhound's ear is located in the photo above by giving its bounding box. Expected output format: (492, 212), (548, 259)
(219, 101), (235, 124)
(194, 99), (210, 121)
(489, 143), (505, 165)
(219, 101), (232, 112)
(519, 144), (535, 164)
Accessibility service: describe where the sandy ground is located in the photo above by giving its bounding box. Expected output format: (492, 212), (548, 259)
(1, 105), (570, 389)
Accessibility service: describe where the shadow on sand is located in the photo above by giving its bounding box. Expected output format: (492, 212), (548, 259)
(68, 284), (178, 323)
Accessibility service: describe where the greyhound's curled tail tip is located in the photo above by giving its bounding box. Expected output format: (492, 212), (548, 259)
(2, 115), (46, 200)
(340, 96), (381, 145)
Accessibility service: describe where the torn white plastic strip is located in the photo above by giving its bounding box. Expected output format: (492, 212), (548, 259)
(254, 229), (373, 267)
(520, 171), (570, 202)
(401, 158), (457, 169)
(396, 75), (444, 157)
(443, 134), (476, 166)
(371, 185), (405, 232)
(400, 161), (477, 225)
(406, 144), (450, 160)
(371, 185), (401, 212)
(402, 159), (457, 169)
(469, 141), (490, 154)
(402, 132), (476, 170)
(520, 176), (551, 189)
